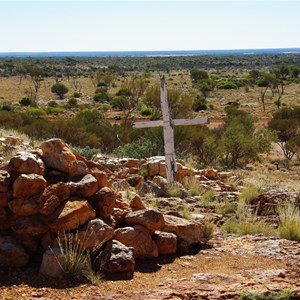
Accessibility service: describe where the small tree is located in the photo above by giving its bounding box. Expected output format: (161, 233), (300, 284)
(190, 69), (209, 82)
(269, 106), (300, 159)
(197, 79), (215, 99)
(51, 83), (69, 99)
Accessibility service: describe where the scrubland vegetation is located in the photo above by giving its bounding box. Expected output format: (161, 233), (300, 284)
(0, 53), (299, 168)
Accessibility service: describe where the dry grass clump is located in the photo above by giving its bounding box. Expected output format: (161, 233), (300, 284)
(52, 230), (104, 285)
(223, 207), (276, 236)
(238, 184), (262, 204)
(278, 201), (300, 242)
(182, 176), (204, 196)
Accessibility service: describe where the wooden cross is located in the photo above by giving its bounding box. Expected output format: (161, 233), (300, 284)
(133, 76), (209, 183)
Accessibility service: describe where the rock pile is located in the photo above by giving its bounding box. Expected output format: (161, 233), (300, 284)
(0, 138), (210, 278)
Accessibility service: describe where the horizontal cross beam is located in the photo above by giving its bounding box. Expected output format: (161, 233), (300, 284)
(132, 117), (209, 129)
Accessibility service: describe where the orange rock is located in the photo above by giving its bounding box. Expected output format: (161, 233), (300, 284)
(8, 196), (40, 216)
(129, 194), (147, 210)
(125, 209), (165, 234)
(114, 225), (158, 259)
(6, 151), (46, 178)
(48, 199), (96, 232)
(90, 168), (108, 188)
(39, 138), (88, 177)
(12, 174), (47, 198)
(39, 182), (70, 215)
(68, 174), (98, 198)
(153, 231), (177, 255)
(88, 187), (116, 218)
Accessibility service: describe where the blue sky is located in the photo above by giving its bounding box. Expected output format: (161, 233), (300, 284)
(0, 0), (300, 52)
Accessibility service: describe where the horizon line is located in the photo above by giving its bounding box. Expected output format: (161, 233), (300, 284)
(1, 47), (300, 53)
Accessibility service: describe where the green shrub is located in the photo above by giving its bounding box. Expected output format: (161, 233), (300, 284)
(192, 96), (208, 111)
(140, 107), (153, 116)
(71, 146), (99, 160)
(19, 97), (32, 106)
(48, 100), (58, 107)
(68, 97), (78, 107)
(26, 107), (46, 117)
(216, 80), (238, 89)
(73, 92), (82, 98)
(93, 92), (109, 102)
(1, 104), (13, 112)
(113, 137), (163, 159)
(47, 107), (63, 115)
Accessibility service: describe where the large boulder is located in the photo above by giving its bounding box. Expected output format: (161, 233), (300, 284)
(12, 215), (49, 239)
(125, 209), (165, 234)
(162, 215), (206, 245)
(68, 174), (98, 198)
(0, 170), (11, 193)
(12, 174), (47, 198)
(114, 225), (158, 259)
(39, 182), (70, 215)
(88, 187), (116, 218)
(39, 138), (88, 177)
(6, 151), (46, 178)
(0, 236), (29, 267)
(48, 199), (96, 232)
(99, 240), (135, 274)
(153, 231), (177, 255)
(8, 196), (40, 216)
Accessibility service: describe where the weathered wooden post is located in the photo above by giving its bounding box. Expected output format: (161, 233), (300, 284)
(133, 76), (209, 183)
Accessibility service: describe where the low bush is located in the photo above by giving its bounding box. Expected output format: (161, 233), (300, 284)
(216, 80), (238, 89)
(19, 97), (33, 106)
(26, 107), (46, 117)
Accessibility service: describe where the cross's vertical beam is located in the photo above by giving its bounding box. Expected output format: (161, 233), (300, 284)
(160, 76), (177, 183)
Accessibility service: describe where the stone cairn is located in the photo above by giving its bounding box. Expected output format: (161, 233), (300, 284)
(0, 138), (233, 278)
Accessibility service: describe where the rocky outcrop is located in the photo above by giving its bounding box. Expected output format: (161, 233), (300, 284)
(0, 138), (213, 278)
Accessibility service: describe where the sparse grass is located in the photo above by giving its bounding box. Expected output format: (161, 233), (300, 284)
(202, 221), (215, 240)
(223, 208), (276, 236)
(200, 190), (216, 204)
(239, 290), (295, 300)
(165, 182), (187, 198)
(179, 207), (193, 220)
(278, 201), (300, 242)
(215, 201), (237, 216)
(182, 176), (204, 196)
(238, 184), (262, 204)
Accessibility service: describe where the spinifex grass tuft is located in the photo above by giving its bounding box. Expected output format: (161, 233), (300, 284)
(278, 200), (300, 242)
